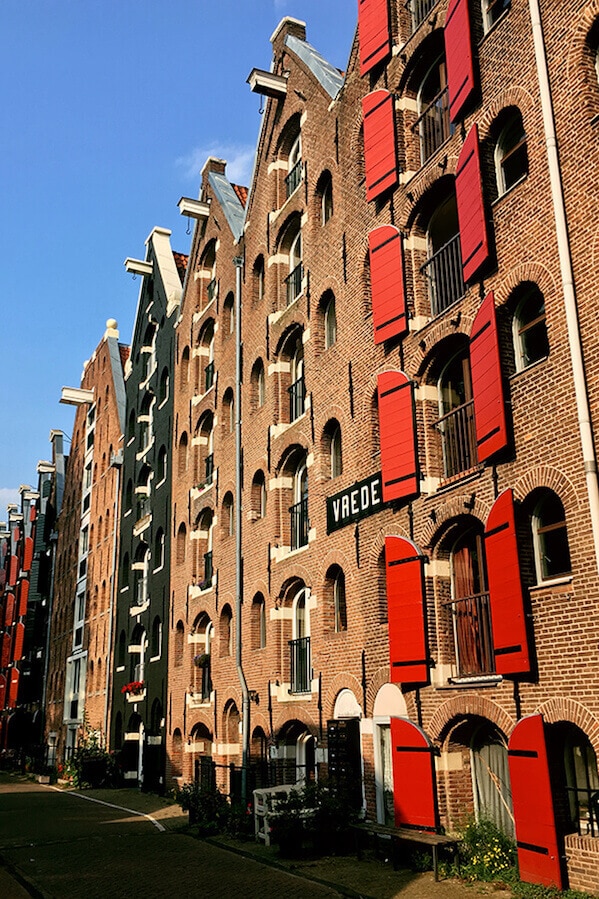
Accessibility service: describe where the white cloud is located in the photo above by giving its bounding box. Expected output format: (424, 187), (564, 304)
(0, 487), (21, 513)
(176, 143), (256, 187)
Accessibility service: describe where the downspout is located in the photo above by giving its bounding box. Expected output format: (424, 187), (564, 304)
(529, 0), (599, 575)
(103, 451), (122, 744)
(234, 255), (250, 804)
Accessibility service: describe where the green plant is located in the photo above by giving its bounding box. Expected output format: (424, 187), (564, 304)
(457, 818), (516, 882)
(177, 783), (229, 835)
(270, 780), (359, 857)
(65, 719), (119, 789)
(510, 884), (595, 899)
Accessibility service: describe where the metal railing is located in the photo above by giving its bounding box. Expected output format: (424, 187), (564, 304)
(421, 233), (464, 317)
(285, 159), (302, 197)
(205, 453), (214, 485)
(436, 399), (477, 477)
(450, 592), (494, 677)
(289, 635), (311, 693)
(204, 361), (215, 392)
(412, 86), (452, 164)
(406, 0), (438, 31)
(288, 376), (305, 422)
(289, 496), (309, 550)
(285, 262), (303, 305)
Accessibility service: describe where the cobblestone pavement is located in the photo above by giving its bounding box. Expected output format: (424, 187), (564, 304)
(0, 774), (512, 899)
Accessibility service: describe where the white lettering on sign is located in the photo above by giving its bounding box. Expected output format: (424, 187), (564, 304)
(341, 494), (350, 518)
(326, 473), (385, 533)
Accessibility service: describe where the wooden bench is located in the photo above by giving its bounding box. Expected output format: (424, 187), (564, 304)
(351, 821), (459, 882)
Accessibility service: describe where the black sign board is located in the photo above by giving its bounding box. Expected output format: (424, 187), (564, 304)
(326, 471), (386, 534)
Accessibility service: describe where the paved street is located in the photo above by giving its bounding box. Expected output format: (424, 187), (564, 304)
(0, 775), (340, 898)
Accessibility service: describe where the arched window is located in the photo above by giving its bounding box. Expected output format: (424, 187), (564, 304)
(196, 508), (214, 589)
(198, 320), (215, 394)
(251, 470), (267, 519)
(437, 348), (477, 477)
(124, 479), (133, 514)
(117, 630), (127, 668)
(287, 226), (303, 306)
(290, 586), (311, 693)
(151, 616), (162, 659)
(174, 621), (185, 667)
(549, 722), (599, 836)
(220, 605), (233, 657)
(222, 388), (234, 434)
(136, 465), (151, 520)
(324, 293), (337, 349)
(251, 593), (267, 650)
(199, 240), (217, 309)
(178, 432), (189, 476)
(223, 292), (234, 336)
(450, 525), (493, 676)
(222, 492), (234, 537)
(180, 346), (190, 388)
(120, 552), (130, 590)
(331, 566), (347, 632)
(291, 459), (309, 550)
(250, 358), (266, 410)
(512, 284), (549, 371)
(157, 445), (168, 485)
(153, 528), (165, 571)
(416, 53), (451, 164)
(286, 132), (302, 198)
(331, 423), (343, 478)
(424, 193), (464, 316)
(158, 367), (169, 404)
(176, 523), (187, 565)
(252, 255), (265, 306)
(129, 624), (147, 683)
(495, 109), (528, 196)
(172, 729), (183, 778)
(289, 335), (305, 422)
(317, 170), (334, 224)
(195, 412), (214, 487)
(133, 542), (150, 608)
(531, 490), (571, 581)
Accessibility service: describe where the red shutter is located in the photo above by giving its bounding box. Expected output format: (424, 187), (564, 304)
(508, 715), (564, 888)
(378, 371), (419, 502)
(4, 594), (15, 628)
(456, 124), (490, 283)
(12, 622), (25, 662)
(17, 579), (29, 618)
(445, 0), (476, 122)
(22, 537), (33, 572)
(0, 674), (5, 709)
(369, 226), (408, 344)
(391, 718), (438, 829)
(1, 631), (11, 668)
(485, 490), (530, 675)
(8, 555), (18, 585)
(362, 90), (398, 202)
(386, 536), (428, 684)
(7, 668), (20, 708)
(470, 292), (508, 460)
(358, 0), (391, 76)
(0, 569), (5, 589)
(30, 505), (36, 522)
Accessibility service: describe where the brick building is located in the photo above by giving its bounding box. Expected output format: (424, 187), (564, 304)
(45, 322), (127, 761)
(110, 228), (186, 790)
(161, 6), (599, 893)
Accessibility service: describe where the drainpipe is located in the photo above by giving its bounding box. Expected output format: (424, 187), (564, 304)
(234, 255), (250, 804)
(103, 450), (122, 744)
(528, 0), (599, 575)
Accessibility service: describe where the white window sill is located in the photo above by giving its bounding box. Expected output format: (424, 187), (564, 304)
(529, 575), (573, 592)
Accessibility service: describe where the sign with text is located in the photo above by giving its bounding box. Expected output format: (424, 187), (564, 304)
(326, 472), (386, 534)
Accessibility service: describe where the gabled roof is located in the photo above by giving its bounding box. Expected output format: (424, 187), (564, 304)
(285, 33), (344, 99)
(207, 171), (245, 242)
(232, 184), (249, 208)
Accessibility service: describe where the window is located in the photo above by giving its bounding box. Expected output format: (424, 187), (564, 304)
(549, 723), (599, 837)
(180, 346), (190, 388)
(495, 109), (527, 196)
(220, 605), (233, 657)
(222, 492), (234, 537)
(157, 445), (168, 485)
(253, 256), (265, 306)
(195, 412), (214, 487)
(286, 132), (302, 198)
(482, 0), (510, 33)
(251, 470), (267, 519)
(291, 460), (309, 550)
(129, 624), (147, 683)
(512, 284), (549, 370)
(450, 526), (493, 677)
(153, 529), (165, 571)
(178, 432), (189, 476)
(135, 466), (151, 520)
(250, 359), (266, 410)
(174, 621), (184, 667)
(223, 292), (234, 336)
(531, 490), (571, 581)
(133, 543), (150, 608)
(290, 586), (311, 693)
(251, 593), (267, 650)
(222, 388), (234, 433)
(127, 409), (136, 443)
(415, 54), (452, 165)
(317, 171), (333, 224)
(324, 293), (337, 349)
(330, 422), (343, 479)
(176, 523), (187, 565)
(198, 320), (215, 394)
(199, 240), (217, 309)
(196, 508), (214, 589)
(158, 367), (169, 404)
(422, 193), (464, 316)
(328, 566), (347, 632)
(289, 335), (305, 422)
(436, 348), (477, 477)
(117, 630), (126, 669)
(286, 226), (303, 306)
(151, 616), (162, 659)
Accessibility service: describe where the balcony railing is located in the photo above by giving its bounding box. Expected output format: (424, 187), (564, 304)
(285, 262), (303, 306)
(421, 233), (465, 317)
(288, 376), (305, 422)
(436, 399), (477, 478)
(406, 0), (438, 32)
(285, 159), (303, 197)
(449, 592), (494, 677)
(207, 278), (217, 302)
(205, 453), (214, 485)
(289, 636), (311, 693)
(204, 361), (215, 392)
(412, 86), (452, 165)
(289, 496), (309, 550)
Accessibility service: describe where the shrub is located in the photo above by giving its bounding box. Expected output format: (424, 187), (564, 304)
(457, 818), (516, 882)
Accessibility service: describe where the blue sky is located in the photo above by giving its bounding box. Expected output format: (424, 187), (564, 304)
(0, 0), (356, 512)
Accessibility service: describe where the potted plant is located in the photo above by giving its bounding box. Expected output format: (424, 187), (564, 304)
(121, 680), (145, 696)
(193, 653), (210, 669)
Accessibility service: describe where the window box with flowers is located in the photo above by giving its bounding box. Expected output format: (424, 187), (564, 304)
(121, 680), (146, 701)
